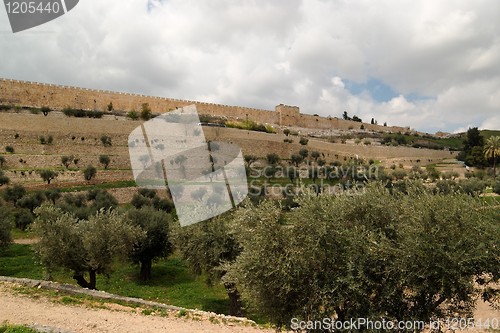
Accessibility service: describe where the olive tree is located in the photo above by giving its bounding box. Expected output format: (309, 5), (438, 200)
(126, 207), (174, 281)
(32, 205), (144, 289)
(0, 170), (9, 186)
(99, 155), (111, 169)
(175, 213), (244, 316)
(0, 205), (14, 248)
(226, 184), (500, 330)
(38, 170), (58, 184)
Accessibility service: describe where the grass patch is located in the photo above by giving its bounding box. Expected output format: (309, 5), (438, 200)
(59, 180), (137, 192)
(0, 244), (230, 315)
(0, 324), (39, 333)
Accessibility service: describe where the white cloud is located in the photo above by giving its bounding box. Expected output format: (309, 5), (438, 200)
(0, 0), (499, 133)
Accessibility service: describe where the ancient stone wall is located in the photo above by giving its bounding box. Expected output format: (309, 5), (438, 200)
(0, 78), (409, 133)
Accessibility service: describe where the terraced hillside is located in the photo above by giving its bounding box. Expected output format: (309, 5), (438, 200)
(0, 110), (457, 202)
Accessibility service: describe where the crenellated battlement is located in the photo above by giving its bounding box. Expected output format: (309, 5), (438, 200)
(0, 78), (410, 133)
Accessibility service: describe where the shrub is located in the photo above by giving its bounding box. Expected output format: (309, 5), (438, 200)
(354, 138), (361, 145)
(0, 155), (5, 167)
(493, 182), (500, 195)
(127, 110), (139, 120)
(0, 206), (13, 248)
(283, 128), (290, 136)
(61, 155), (73, 168)
(5, 146), (14, 153)
(363, 139), (371, 145)
(99, 155), (111, 169)
(299, 137), (309, 145)
(38, 170), (58, 184)
(140, 103), (152, 120)
(100, 135), (112, 147)
(0, 170), (9, 186)
(39, 136), (46, 145)
(83, 165), (97, 181)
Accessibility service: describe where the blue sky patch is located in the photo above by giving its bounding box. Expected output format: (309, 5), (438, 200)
(345, 78), (399, 102)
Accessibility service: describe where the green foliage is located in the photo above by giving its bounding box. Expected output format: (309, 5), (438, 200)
(298, 148), (308, 158)
(31, 205), (144, 289)
(299, 137), (309, 145)
(61, 155), (73, 168)
(99, 154), (111, 169)
(0, 170), (9, 186)
(107, 102), (113, 111)
(100, 135), (112, 147)
(225, 119), (275, 133)
(226, 186), (500, 329)
(266, 153), (280, 165)
(0, 324), (39, 332)
(130, 189), (174, 213)
(493, 181), (500, 195)
(140, 103), (153, 120)
(243, 155), (257, 167)
(290, 154), (304, 167)
(63, 107), (103, 118)
(283, 128), (290, 136)
(5, 146), (14, 153)
(83, 165), (97, 181)
(126, 207), (174, 281)
(2, 185), (26, 206)
(127, 110), (139, 120)
(175, 214), (244, 315)
(0, 205), (14, 248)
(38, 170), (58, 184)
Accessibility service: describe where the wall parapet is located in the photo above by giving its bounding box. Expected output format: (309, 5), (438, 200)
(0, 77), (409, 133)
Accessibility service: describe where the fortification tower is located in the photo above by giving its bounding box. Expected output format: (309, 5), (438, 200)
(275, 104), (300, 127)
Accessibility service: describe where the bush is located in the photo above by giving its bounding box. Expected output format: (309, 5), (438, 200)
(299, 137), (309, 145)
(493, 182), (500, 195)
(0, 170), (9, 186)
(83, 166), (97, 181)
(99, 155), (111, 169)
(100, 135), (112, 147)
(38, 170), (58, 184)
(0, 206), (13, 248)
(140, 103), (152, 120)
(127, 110), (139, 120)
(0, 104), (12, 111)
(5, 146), (14, 153)
(61, 155), (73, 168)
(458, 179), (488, 195)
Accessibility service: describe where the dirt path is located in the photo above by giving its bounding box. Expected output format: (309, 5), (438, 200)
(0, 282), (273, 333)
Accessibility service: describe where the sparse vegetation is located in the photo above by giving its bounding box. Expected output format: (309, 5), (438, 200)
(127, 110), (139, 120)
(5, 146), (14, 153)
(38, 170), (58, 184)
(100, 135), (112, 147)
(140, 103), (152, 120)
(83, 165), (97, 181)
(99, 155), (111, 169)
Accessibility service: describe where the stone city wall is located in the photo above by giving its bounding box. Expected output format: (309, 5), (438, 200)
(0, 78), (409, 133)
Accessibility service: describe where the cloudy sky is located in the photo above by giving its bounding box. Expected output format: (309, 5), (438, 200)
(1, 0), (499, 133)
